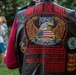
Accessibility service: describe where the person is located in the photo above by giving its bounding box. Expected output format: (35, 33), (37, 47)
(5, 0), (76, 75)
(0, 16), (8, 50)
(0, 17), (5, 65)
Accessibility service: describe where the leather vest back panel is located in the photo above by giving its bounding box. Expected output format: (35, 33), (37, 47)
(17, 2), (76, 75)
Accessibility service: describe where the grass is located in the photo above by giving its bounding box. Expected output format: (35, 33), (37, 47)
(0, 64), (19, 75)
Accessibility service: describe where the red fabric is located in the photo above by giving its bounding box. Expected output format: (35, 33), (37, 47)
(5, 19), (18, 69)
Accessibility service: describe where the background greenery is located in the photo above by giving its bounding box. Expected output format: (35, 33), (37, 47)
(0, 59), (19, 75)
(0, 64), (19, 75)
(0, 0), (76, 27)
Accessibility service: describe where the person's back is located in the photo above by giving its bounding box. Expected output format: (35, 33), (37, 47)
(15, 0), (76, 75)
(5, 0), (76, 75)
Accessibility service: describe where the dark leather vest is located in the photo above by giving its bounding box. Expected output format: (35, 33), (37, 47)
(16, 2), (76, 75)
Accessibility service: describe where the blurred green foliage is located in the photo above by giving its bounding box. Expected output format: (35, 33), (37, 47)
(0, 0), (76, 27)
(58, 0), (76, 10)
(0, 64), (19, 75)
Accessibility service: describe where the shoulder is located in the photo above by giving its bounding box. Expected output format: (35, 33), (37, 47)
(16, 4), (29, 13)
(54, 3), (75, 17)
(15, 4), (29, 18)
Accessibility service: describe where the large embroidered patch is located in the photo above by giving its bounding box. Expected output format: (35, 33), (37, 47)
(25, 15), (66, 45)
(24, 2), (69, 73)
